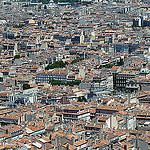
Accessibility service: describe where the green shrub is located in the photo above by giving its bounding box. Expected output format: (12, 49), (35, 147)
(23, 83), (31, 90)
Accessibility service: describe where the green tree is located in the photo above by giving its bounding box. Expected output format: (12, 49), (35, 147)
(107, 24), (111, 27)
(23, 83), (31, 90)
(82, 96), (87, 102)
(64, 12), (70, 15)
(81, 1), (91, 5)
(45, 61), (68, 70)
(71, 57), (84, 64)
(78, 96), (82, 102)
(125, 90), (131, 93)
(62, 18), (68, 20)
(99, 63), (113, 69)
(13, 24), (25, 28)
(49, 79), (81, 86)
(38, 0), (49, 4)
(49, 26), (54, 29)
(117, 58), (124, 66)
(135, 126), (138, 130)
(22, 4), (29, 7)
(44, 5), (47, 9)
(14, 55), (20, 59)
(77, 96), (87, 102)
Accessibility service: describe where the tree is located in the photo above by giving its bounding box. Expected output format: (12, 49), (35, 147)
(23, 83), (31, 90)
(81, 1), (91, 5)
(44, 5), (47, 9)
(49, 79), (81, 86)
(125, 90), (131, 93)
(71, 57), (84, 64)
(77, 96), (87, 102)
(38, 0), (49, 4)
(22, 4), (29, 7)
(45, 61), (68, 70)
(78, 96), (82, 102)
(117, 58), (124, 66)
(82, 96), (87, 102)
(49, 26), (54, 29)
(13, 24), (25, 28)
(99, 63), (113, 69)
(135, 126), (138, 130)
(14, 55), (20, 59)
(107, 24), (111, 27)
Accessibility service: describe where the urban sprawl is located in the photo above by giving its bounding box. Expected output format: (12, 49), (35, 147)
(0, 0), (149, 149)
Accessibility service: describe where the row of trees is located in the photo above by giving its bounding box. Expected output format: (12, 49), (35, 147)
(71, 57), (84, 64)
(99, 58), (124, 69)
(13, 24), (25, 28)
(29, 0), (79, 4)
(45, 57), (84, 70)
(19, 0), (91, 4)
(99, 63), (113, 69)
(45, 61), (68, 70)
(14, 55), (20, 60)
(49, 79), (81, 86)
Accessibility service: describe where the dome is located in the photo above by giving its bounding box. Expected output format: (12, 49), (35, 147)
(140, 68), (150, 74)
